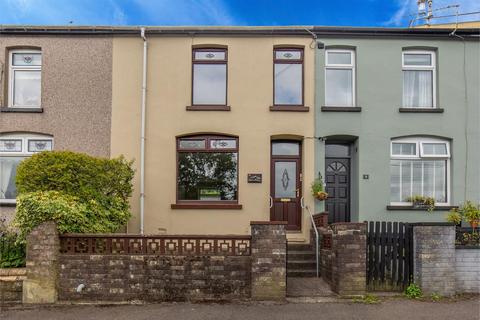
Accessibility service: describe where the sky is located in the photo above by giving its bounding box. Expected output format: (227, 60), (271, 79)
(0, 0), (478, 28)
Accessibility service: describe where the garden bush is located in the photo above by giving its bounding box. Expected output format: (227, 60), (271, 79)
(13, 151), (134, 240)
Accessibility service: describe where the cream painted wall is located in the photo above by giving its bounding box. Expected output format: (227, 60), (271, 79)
(111, 36), (316, 242)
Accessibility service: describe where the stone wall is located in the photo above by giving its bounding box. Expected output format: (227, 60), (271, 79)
(23, 221), (59, 304)
(319, 222), (366, 296)
(59, 255), (250, 302)
(455, 248), (480, 293)
(413, 225), (456, 296)
(0, 268), (25, 305)
(250, 221), (287, 301)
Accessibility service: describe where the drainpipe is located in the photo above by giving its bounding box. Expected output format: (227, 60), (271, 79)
(140, 27), (147, 234)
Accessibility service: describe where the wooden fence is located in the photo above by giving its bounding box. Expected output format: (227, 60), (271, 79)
(366, 221), (413, 291)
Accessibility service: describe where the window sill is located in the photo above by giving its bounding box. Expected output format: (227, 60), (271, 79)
(398, 108), (444, 113)
(171, 203), (243, 210)
(0, 107), (43, 113)
(186, 105), (231, 111)
(321, 106), (361, 112)
(0, 202), (16, 207)
(386, 205), (457, 211)
(269, 105), (309, 112)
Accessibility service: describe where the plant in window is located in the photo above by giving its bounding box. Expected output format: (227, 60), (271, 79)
(311, 177), (328, 201)
(406, 195), (435, 212)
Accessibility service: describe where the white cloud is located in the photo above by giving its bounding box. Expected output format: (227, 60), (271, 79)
(384, 0), (480, 27)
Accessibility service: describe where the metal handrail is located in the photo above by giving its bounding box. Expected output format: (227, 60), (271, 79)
(301, 198), (319, 277)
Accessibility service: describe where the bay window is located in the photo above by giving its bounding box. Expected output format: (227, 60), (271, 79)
(0, 133), (53, 204)
(8, 50), (42, 108)
(402, 51), (436, 108)
(176, 135), (238, 204)
(325, 49), (355, 107)
(390, 137), (449, 205)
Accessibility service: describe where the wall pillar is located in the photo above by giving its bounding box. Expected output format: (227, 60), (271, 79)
(23, 221), (60, 304)
(413, 224), (455, 296)
(250, 221), (287, 300)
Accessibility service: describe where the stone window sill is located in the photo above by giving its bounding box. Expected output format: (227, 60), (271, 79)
(398, 108), (444, 113)
(269, 105), (310, 112)
(0, 107), (43, 113)
(321, 106), (361, 112)
(171, 203), (242, 210)
(386, 205), (457, 211)
(186, 105), (231, 111)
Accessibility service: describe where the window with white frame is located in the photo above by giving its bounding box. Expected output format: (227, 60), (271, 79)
(325, 49), (355, 107)
(402, 51), (436, 108)
(0, 133), (53, 203)
(390, 137), (450, 205)
(8, 50), (42, 108)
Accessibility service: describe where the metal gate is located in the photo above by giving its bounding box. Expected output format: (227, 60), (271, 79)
(366, 221), (414, 291)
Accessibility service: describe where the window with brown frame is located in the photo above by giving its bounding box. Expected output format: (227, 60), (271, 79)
(191, 48), (228, 107)
(273, 48), (304, 107)
(176, 135), (238, 204)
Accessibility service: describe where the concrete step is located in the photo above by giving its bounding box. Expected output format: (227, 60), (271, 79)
(287, 260), (317, 270)
(287, 269), (318, 277)
(287, 251), (316, 260)
(287, 244), (313, 251)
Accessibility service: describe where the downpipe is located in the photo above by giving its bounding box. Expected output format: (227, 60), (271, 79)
(139, 27), (147, 234)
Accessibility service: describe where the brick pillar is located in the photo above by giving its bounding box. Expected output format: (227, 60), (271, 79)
(23, 221), (60, 304)
(413, 224), (455, 296)
(250, 221), (287, 300)
(331, 222), (367, 296)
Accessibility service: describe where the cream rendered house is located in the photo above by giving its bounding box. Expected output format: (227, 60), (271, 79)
(111, 27), (317, 243)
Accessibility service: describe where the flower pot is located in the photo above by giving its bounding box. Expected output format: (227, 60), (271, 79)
(315, 192), (328, 201)
(469, 220), (479, 229)
(412, 202), (430, 210)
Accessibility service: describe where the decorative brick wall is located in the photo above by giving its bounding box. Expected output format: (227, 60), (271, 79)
(250, 221), (287, 301)
(320, 222), (366, 296)
(0, 268), (26, 305)
(455, 248), (480, 294)
(23, 221), (60, 304)
(413, 225), (456, 296)
(59, 255), (250, 302)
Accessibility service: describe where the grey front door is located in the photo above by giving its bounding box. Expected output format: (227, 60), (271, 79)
(325, 157), (350, 223)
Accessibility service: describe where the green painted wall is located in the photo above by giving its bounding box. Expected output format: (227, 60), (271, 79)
(314, 37), (480, 223)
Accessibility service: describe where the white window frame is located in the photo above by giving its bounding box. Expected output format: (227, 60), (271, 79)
(324, 49), (356, 107)
(390, 137), (450, 206)
(8, 49), (42, 108)
(419, 142), (450, 158)
(402, 50), (436, 108)
(0, 133), (53, 204)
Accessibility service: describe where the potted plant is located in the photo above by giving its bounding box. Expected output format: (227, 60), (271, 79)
(460, 201), (480, 230)
(446, 201), (480, 246)
(311, 178), (328, 201)
(406, 195), (435, 212)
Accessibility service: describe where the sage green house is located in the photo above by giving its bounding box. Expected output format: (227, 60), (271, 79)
(313, 27), (479, 223)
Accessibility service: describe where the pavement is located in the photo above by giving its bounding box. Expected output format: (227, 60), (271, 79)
(1, 297), (479, 320)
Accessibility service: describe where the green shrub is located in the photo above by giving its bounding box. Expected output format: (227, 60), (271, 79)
(405, 283), (422, 299)
(0, 233), (26, 268)
(13, 151), (134, 240)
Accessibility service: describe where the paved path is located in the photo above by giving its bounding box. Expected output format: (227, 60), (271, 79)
(287, 277), (335, 297)
(2, 298), (479, 320)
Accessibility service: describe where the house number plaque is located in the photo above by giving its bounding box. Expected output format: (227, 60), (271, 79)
(247, 174), (262, 183)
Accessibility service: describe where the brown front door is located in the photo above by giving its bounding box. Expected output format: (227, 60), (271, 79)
(270, 141), (302, 230)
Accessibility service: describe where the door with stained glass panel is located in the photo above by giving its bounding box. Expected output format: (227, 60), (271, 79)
(270, 141), (302, 230)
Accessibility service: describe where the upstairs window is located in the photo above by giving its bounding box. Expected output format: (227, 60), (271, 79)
(8, 50), (42, 108)
(274, 48), (303, 106)
(325, 49), (355, 107)
(390, 137), (450, 205)
(402, 51), (436, 108)
(176, 135), (238, 203)
(192, 48), (227, 106)
(0, 133), (53, 203)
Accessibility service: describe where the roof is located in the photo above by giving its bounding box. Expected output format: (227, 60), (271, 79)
(0, 25), (478, 39)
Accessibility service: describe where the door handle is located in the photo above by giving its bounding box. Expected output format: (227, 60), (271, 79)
(269, 196), (273, 208)
(300, 197), (305, 209)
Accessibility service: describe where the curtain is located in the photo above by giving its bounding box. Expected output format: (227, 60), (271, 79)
(403, 70), (433, 108)
(0, 157), (22, 200)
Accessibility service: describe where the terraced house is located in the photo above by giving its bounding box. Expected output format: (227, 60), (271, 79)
(0, 26), (478, 245)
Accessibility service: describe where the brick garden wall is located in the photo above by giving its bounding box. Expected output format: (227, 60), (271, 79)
(0, 268), (26, 305)
(455, 248), (480, 293)
(59, 254), (251, 302)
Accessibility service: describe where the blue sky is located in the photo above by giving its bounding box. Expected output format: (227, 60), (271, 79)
(0, 0), (478, 27)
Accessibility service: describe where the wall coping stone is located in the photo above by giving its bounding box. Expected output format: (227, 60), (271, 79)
(250, 221), (288, 225)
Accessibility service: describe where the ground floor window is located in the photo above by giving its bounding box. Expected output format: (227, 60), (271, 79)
(390, 137), (449, 205)
(0, 133), (53, 203)
(177, 135), (238, 202)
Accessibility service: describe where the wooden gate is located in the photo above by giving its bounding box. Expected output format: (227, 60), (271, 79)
(366, 221), (413, 291)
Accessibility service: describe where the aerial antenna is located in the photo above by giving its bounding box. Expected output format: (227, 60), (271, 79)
(409, 1), (464, 27)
